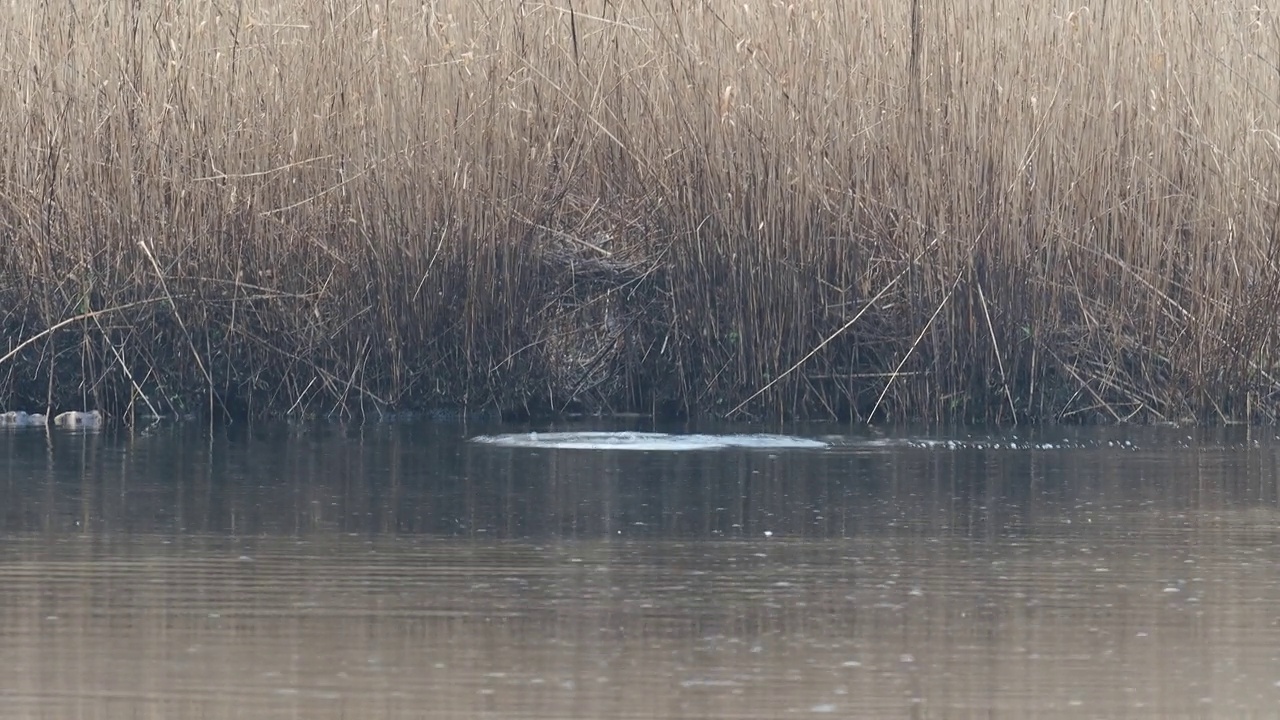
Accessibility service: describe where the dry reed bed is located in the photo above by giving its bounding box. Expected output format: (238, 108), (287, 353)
(1, 0), (1278, 421)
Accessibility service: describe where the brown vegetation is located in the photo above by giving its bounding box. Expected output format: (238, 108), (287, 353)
(2, 0), (1279, 423)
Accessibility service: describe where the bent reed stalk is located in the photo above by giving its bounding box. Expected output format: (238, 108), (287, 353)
(1, 0), (1279, 423)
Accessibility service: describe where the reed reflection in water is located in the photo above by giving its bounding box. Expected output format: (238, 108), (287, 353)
(0, 423), (1279, 718)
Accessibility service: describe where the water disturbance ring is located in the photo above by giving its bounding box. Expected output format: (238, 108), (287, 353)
(469, 431), (827, 451)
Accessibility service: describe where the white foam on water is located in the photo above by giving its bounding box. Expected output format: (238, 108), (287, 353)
(470, 431), (826, 451)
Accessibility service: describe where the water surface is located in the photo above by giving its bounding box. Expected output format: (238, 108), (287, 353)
(1, 422), (1279, 718)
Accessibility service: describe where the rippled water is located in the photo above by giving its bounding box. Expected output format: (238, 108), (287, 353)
(1, 422), (1279, 718)
(470, 431), (828, 450)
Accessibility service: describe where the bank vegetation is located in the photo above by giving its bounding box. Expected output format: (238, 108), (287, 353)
(2, 0), (1279, 423)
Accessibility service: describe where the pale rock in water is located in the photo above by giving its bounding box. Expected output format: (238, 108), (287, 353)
(53, 410), (104, 429)
(0, 411), (48, 427)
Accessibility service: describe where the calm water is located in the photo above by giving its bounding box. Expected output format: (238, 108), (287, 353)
(1, 421), (1279, 719)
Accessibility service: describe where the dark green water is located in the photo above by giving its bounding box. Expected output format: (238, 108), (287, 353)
(1, 421), (1279, 719)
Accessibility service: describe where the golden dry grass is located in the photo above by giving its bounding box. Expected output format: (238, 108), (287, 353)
(1, 0), (1279, 422)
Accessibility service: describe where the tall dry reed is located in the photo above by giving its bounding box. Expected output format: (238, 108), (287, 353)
(1, 0), (1278, 422)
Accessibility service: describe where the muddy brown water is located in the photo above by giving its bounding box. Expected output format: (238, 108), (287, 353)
(1, 422), (1279, 719)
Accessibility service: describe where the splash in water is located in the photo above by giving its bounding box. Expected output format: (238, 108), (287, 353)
(470, 431), (826, 451)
